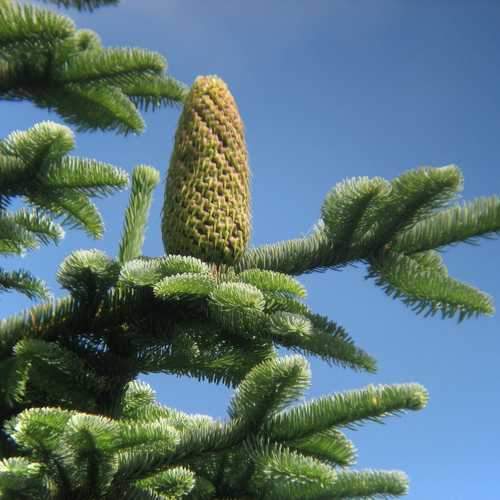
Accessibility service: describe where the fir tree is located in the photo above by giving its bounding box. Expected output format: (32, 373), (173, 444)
(1, 2), (500, 499)
(0, 0), (184, 297)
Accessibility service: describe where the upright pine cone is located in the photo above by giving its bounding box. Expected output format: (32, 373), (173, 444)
(162, 76), (251, 265)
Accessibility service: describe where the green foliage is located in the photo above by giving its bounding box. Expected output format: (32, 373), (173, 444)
(288, 428), (356, 467)
(0, 457), (47, 499)
(0, 268), (48, 299)
(237, 223), (336, 275)
(0, 121), (128, 236)
(0, 121), (127, 297)
(6, 209), (64, 246)
(392, 196), (500, 253)
(228, 356), (311, 426)
(57, 249), (120, 299)
(366, 165), (463, 246)
(118, 166), (160, 264)
(1, 9), (498, 495)
(250, 445), (339, 500)
(209, 282), (266, 324)
(268, 311), (313, 338)
(0, 1), (186, 134)
(321, 176), (390, 259)
(266, 383), (428, 442)
(154, 273), (216, 300)
(0, 356), (29, 407)
(39, 0), (120, 11)
(0, 360), (427, 499)
(237, 268), (306, 299)
(239, 165), (499, 320)
(0, 259), (376, 390)
(368, 250), (494, 320)
(14, 338), (102, 410)
(138, 467), (195, 498)
(119, 256), (210, 287)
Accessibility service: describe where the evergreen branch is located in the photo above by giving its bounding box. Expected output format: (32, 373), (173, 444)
(0, 457), (47, 499)
(118, 258), (166, 287)
(236, 224), (338, 275)
(276, 313), (377, 373)
(0, 212), (39, 254)
(119, 256), (210, 287)
(44, 156), (128, 196)
(114, 419), (179, 454)
(57, 48), (166, 87)
(118, 485), (169, 500)
(237, 269), (306, 299)
(268, 311), (313, 338)
(39, 84), (145, 134)
(321, 176), (390, 259)
(7, 407), (75, 458)
(0, 154), (28, 198)
(262, 291), (311, 315)
(250, 444), (338, 500)
(138, 336), (275, 388)
(0, 7), (184, 133)
(112, 446), (179, 485)
(38, 0), (120, 11)
(0, 58), (27, 101)
(266, 383), (428, 442)
(118, 166), (160, 264)
(0, 296), (76, 355)
(0, 287), (155, 355)
(392, 196), (500, 253)
(14, 338), (103, 410)
(228, 356), (310, 427)
(154, 273), (215, 300)
(57, 249), (120, 299)
(208, 282), (266, 333)
(0, 122), (128, 209)
(188, 475), (217, 498)
(10, 209), (64, 245)
(209, 282), (264, 314)
(30, 190), (104, 238)
(117, 380), (159, 420)
(0, 356), (30, 407)
(0, 3), (74, 59)
(173, 419), (243, 464)
(365, 165), (463, 247)
(328, 469), (408, 499)
(288, 428), (357, 467)
(58, 413), (118, 493)
(137, 467), (195, 498)
(124, 75), (188, 111)
(368, 250), (494, 320)
(0, 121), (74, 167)
(72, 29), (102, 51)
(0, 267), (48, 299)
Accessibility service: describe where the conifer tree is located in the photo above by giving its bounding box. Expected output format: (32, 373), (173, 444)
(0, 0), (184, 297)
(1, 2), (500, 499)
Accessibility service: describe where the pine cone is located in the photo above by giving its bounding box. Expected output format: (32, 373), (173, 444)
(162, 75), (251, 265)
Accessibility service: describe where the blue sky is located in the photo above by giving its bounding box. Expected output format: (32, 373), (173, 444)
(2, 0), (500, 498)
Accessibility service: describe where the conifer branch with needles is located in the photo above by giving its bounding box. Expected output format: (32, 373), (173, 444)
(0, 359), (427, 499)
(39, 0), (120, 11)
(119, 166), (161, 264)
(0, 8), (498, 493)
(0, 121), (127, 297)
(0, 1), (186, 134)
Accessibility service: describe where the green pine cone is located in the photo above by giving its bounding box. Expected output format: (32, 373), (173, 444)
(162, 75), (251, 265)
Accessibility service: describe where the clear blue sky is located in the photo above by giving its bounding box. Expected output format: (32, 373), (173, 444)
(2, 1), (500, 498)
